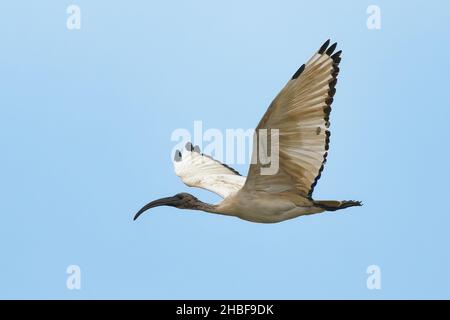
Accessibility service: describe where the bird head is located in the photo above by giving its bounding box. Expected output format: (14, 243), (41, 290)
(133, 193), (199, 221)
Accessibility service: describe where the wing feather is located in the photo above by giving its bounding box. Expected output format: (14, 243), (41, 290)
(244, 40), (341, 198)
(173, 143), (246, 198)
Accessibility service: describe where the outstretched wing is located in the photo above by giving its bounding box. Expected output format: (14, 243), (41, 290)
(173, 142), (246, 198)
(244, 40), (341, 198)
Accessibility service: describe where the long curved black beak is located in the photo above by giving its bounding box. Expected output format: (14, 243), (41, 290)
(133, 196), (180, 221)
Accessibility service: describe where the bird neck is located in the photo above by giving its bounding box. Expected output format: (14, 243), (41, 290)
(190, 200), (217, 213)
(189, 200), (235, 217)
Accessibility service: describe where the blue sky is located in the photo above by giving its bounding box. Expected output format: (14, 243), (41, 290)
(1, 0), (449, 299)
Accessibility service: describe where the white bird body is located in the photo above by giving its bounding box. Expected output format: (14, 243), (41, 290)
(216, 191), (324, 223)
(134, 40), (362, 223)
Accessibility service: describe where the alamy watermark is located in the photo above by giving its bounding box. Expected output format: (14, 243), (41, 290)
(66, 5), (81, 30)
(366, 265), (381, 290)
(171, 121), (280, 175)
(66, 265), (81, 290)
(367, 5), (381, 30)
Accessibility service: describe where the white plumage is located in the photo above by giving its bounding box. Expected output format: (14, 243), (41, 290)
(173, 147), (246, 198)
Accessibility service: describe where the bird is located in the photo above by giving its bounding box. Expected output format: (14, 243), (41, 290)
(134, 39), (362, 223)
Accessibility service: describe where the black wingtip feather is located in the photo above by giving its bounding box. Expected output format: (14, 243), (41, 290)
(318, 39), (330, 54)
(331, 50), (342, 60)
(174, 150), (182, 162)
(185, 142), (193, 151)
(291, 64), (305, 80)
(325, 42), (337, 56)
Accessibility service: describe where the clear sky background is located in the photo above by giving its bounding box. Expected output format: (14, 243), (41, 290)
(1, 1), (449, 299)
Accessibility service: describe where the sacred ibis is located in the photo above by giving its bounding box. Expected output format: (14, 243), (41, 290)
(134, 40), (361, 223)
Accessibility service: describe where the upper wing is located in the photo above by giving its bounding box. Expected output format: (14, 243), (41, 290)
(173, 142), (246, 198)
(244, 40), (341, 198)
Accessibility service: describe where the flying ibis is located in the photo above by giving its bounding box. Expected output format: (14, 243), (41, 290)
(134, 40), (361, 223)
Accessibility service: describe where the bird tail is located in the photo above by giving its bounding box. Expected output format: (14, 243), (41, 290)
(314, 200), (362, 211)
